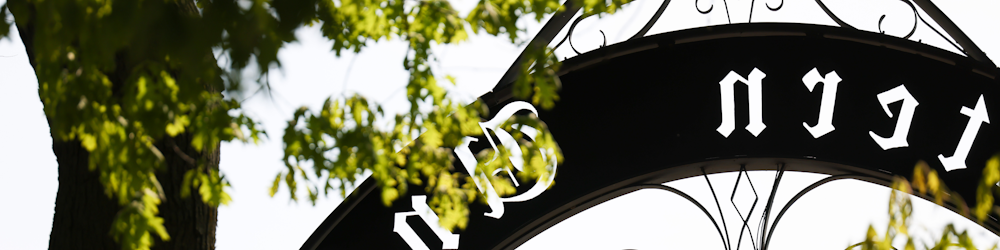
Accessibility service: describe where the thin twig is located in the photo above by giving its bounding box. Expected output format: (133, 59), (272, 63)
(341, 53), (360, 97)
(167, 136), (197, 166)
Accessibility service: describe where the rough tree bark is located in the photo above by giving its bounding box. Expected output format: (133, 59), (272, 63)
(153, 134), (220, 250)
(9, 0), (221, 249)
(47, 138), (122, 249)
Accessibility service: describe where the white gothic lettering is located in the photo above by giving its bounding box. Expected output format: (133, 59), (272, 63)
(938, 95), (991, 171)
(718, 68), (767, 137)
(395, 101), (558, 250)
(717, 68), (991, 170)
(393, 195), (461, 250)
(869, 84), (920, 150)
(801, 68), (842, 138)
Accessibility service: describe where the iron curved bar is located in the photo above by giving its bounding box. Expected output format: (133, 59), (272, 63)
(749, 0), (784, 23)
(766, 0), (783, 11)
(722, 0), (731, 24)
(761, 174), (867, 250)
(631, 184), (730, 250)
(911, 0), (992, 65)
(551, 13), (597, 55)
(730, 166), (759, 250)
(750, 0), (784, 22)
(599, 30), (607, 47)
(628, 0), (672, 41)
(914, 7), (963, 54)
(696, 0), (714, 14)
(696, 0), (731, 24)
(814, 0), (856, 29)
(816, 0), (967, 56)
(702, 167), (732, 250)
(876, 0), (918, 39)
(757, 163), (785, 248)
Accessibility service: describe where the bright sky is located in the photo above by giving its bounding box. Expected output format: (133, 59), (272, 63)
(1, 0), (999, 249)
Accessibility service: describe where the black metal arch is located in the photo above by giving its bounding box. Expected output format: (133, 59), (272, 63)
(305, 19), (1000, 250)
(302, 159), (999, 249)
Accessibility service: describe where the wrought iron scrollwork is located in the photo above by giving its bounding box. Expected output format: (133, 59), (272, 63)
(749, 0), (785, 22)
(758, 163), (785, 249)
(766, 0), (783, 11)
(632, 184), (730, 249)
(543, 0), (987, 69)
(698, 164), (787, 250)
(696, 0), (716, 14)
(815, 0), (855, 29)
(702, 166), (733, 249)
(696, 166), (880, 250)
(696, 0), (731, 23)
(877, 0), (918, 39)
(509, 162), (990, 250)
(761, 174), (866, 250)
(552, 13), (606, 56)
(554, 0), (960, 57)
(816, 0), (965, 54)
(696, 0), (784, 24)
(730, 166), (760, 250)
(628, 0), (673, 40)
(915, 9), (963, 54)
(691, 164), (879, 250)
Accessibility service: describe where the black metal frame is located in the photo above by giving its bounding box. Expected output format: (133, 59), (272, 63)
(302, 2), (1000, 248)
(302, 157), (1000, 250)
(492, 159), (983, 250)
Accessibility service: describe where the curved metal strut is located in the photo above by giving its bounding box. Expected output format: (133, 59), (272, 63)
(761, 174), (866, 250)
(634, 184), (730, 250)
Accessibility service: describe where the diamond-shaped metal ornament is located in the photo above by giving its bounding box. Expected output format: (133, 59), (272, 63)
(731, 166), (759, 250)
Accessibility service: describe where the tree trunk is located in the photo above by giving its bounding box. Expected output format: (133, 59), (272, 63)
(153, 134), (219, 250)
(10, 1), (220, 249)
(43, 135), (219, 250)
(47, 138), (122, 249)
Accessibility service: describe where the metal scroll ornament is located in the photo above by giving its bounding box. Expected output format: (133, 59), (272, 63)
(551, 0), (977, 60)
(696, 0), (784, 23)
(695, 0), (966, 55)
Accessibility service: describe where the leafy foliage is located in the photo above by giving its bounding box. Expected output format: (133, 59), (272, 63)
(848, 158), (1000, 250)
(273, 0), (628, 233)
(1, 0), (633, 249)
(4, 0), (270, 248)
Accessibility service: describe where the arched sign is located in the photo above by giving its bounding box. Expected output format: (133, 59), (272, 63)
(302, 22), (1000, 250)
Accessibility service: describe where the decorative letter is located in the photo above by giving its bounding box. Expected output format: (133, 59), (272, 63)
(938, 95), (990, 171)
(455, 101), (559, 219)
(802, 68), (842, 138)
(456, 137), (505, 219)
(718, 68), (767, 137)
(393, 195), (461, 250)
(869, 84), (920, 150)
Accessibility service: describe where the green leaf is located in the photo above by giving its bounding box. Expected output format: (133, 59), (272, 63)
(80, 133), (97, 151)
(381, 187), (399, 207)
(445, 75), (457, 85)
(270, 173), (282, 197)
(181, 169), (196, 199)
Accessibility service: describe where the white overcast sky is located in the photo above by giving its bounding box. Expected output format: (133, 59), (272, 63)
(1, 0), (999, 249)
